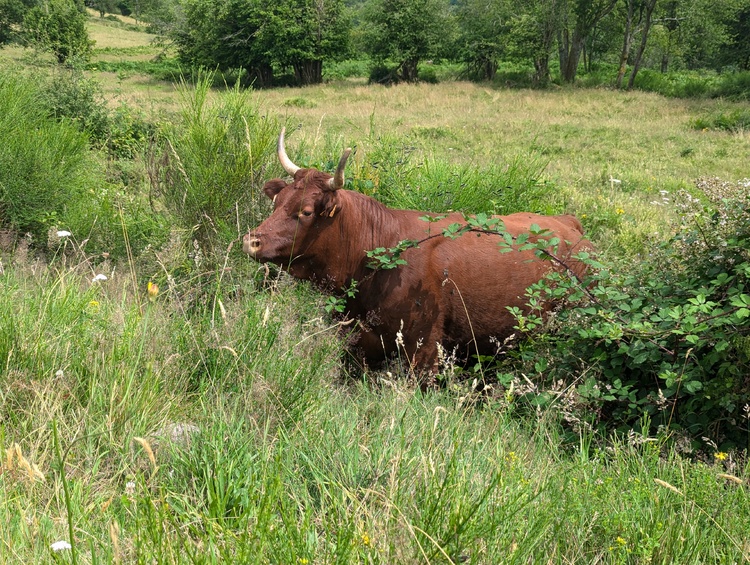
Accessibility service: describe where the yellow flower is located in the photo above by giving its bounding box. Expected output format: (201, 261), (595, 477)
(297, 559), (309, 565)
(147, 281), (159, 301)
(714, 451), (728, 461)
(615, 536), (626, 546)
(616, 208), (625, 215)
(361, 532), (371, 547)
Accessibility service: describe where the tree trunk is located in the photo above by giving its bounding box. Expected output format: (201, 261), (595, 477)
(249, 64), (274, 88)
(561, 32), (585, 82)
(627, 0), (658, 89)
(559, 0), (618, 83)
(533, 56), (550, 86)
(557, 27), (569, 79)
(293, 60), (323, 85)
(616, 0), (636, 88)
(399, 58), (419, 82)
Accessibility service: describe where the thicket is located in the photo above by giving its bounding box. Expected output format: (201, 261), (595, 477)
(0, 69), (165, 258)
(150, 0), (750, 91)
(150, 73), (279, 257)
(509, 179), (750, 449)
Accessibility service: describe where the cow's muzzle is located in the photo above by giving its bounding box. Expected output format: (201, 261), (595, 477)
(243, 233), (262, 256)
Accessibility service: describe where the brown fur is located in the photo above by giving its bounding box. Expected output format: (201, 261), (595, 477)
(244, 167), (592, 372)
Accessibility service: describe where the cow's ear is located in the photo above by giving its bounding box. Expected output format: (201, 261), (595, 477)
(263, 179), (287, 200)
(320, 190), (342, 219)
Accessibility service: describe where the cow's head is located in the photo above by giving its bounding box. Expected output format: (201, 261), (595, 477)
(243, 128), (352, 266)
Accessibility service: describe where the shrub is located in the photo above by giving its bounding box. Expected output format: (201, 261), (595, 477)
(691, 108), (750, 132)
(714, 71), (750, 100)
(22, 0), (92, 64)
(151, 72), (279, 262)
(323, 58), (369, 80)
(38, 67), (110, 141)
(368, 62), (399, 85)
(0, 72), (91, 243)
(518, 178), (750, 448)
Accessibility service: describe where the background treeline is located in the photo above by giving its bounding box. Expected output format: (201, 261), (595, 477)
(1, 0), (750, 92)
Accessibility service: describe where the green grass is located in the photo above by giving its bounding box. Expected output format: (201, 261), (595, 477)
(2, 261), (749, 563)
(3, 19), (750, 564)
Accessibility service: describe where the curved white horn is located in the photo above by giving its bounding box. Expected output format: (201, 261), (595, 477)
(328, 148), (352, 191)
(278, 127), (300, 175)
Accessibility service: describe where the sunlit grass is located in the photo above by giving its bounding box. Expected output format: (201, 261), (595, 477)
(3, 20), (750, 564)
(2, 255), (748, 562)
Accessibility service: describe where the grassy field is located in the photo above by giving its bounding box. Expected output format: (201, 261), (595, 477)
(2, 15), (750, 564)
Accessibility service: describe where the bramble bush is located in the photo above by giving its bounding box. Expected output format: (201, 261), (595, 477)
(517, 178), (750, 449)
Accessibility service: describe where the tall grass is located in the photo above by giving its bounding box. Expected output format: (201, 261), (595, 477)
(153, 71), (279, 258)
(2, 258), (748, 563)
(3, 23), (750, 561)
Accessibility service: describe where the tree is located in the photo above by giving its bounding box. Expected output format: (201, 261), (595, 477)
(614, 0), (659, 88)
(455, 0), (509, 81)
(260, 0), (349, 85)
(626, 0), (658, 88)
(0, 0), (36, 45)
(362, 0), (452, 82)
(506, 0), (563, 85)
(169, 0), (349, 87)
(557, 0), (618, 82)
(662, 0), (748, 70)
(720, 2), (750, 69)
(85, 0), (117, 17)
(23, 0), (92, 63)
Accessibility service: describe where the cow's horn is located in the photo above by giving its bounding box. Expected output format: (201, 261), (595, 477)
(277, 127), (300, 176)
(328, 148), (352, 191)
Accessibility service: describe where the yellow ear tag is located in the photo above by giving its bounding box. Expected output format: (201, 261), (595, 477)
(328, 205), (337, 218)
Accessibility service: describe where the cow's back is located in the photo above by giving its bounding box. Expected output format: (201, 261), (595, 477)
(391, 210), (590, 363)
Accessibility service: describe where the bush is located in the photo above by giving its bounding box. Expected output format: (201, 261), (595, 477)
(323, 58), (369, 80)
(22, 0), (92, 64)
(368, 62), (399, 85)
(518, 178), (750, 448)
(0, 72), (91, 243)
(151, 72), (280, 261)
(714, 71), (750, 100)
(691, 108), (750, 132)
(38, 68), (110, 141)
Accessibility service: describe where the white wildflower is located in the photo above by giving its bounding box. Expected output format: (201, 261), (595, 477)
(56, 231), (72, 238)
(92, 274), (108, 283)
(50, 540), (72, 552)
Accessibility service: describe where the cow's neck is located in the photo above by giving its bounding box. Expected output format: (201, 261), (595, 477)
(291, 190), (409, 291)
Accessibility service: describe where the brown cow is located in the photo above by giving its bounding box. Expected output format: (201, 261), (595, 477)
(244, 129), (591, 372)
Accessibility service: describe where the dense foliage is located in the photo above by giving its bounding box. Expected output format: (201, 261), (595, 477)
(150, 73), (279, 255)
(2, 0), (750, 90)
(169, 0), (349, 86)
(514, 179), (750, 448)
(22, 0), (92, 63)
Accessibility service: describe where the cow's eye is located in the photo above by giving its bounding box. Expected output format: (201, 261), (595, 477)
(299, 209), (313, 218)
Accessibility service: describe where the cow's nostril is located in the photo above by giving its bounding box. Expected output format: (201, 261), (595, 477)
(243, 234), (262, 254)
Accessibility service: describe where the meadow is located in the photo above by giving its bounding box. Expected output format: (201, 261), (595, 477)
(1, 14), (750, 564)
